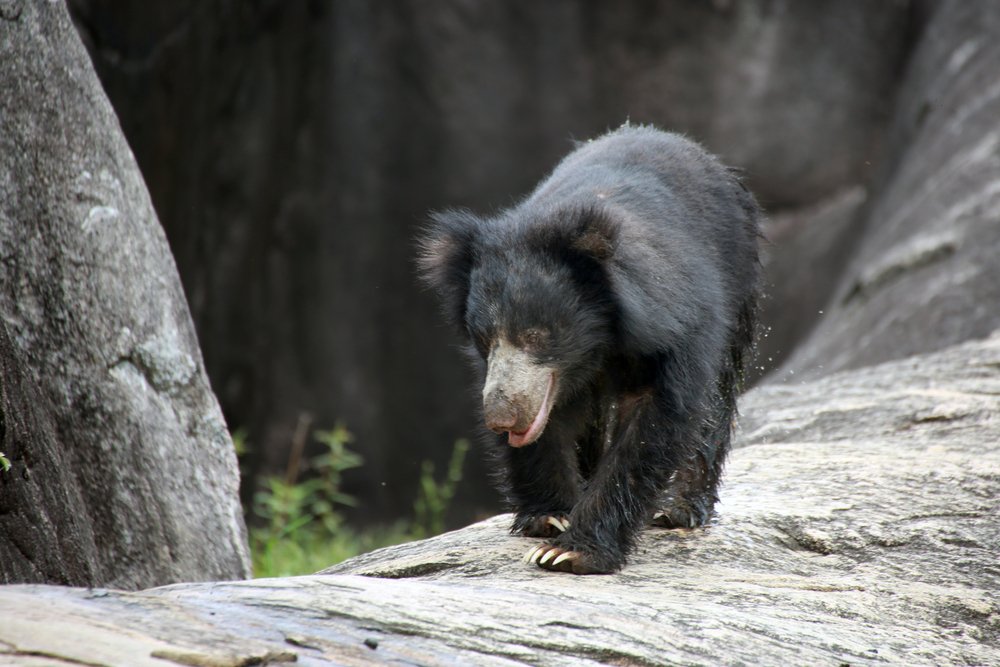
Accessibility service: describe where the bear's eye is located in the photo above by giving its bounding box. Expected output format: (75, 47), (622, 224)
(520, 328), (548, 352)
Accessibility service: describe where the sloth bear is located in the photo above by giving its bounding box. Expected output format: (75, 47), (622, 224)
(419, 125), (761, 574)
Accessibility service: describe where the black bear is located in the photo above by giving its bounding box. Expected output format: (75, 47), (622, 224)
(419, 125), (761, 574)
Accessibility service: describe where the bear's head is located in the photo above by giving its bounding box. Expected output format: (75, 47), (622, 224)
(419, 206), (618, 446)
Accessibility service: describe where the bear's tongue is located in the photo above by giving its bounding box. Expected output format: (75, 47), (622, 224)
(508, 372), (556, 447)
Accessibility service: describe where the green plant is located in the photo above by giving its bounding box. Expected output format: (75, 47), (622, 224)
(231, 428), (249, 457)
(412, 438), (469, 539)
(250, 424), (365, 577)
(310, 425), (364, 524)
(246, 425), (469, 578)
(0, 452), (9, 473)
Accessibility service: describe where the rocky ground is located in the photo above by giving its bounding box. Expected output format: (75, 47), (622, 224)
(3, 332), (997, 665)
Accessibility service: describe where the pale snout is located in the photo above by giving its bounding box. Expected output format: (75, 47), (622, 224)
(482, 339), (557, 447)
(483, 388), (519, 434)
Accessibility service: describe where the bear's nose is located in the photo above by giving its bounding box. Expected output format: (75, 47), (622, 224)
(484, 391), (518, 433)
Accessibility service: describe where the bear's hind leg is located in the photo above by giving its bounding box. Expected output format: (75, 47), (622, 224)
(651, 450), (722, 529)
(654, 334), (745, 529)
(652, 394), (733, 529)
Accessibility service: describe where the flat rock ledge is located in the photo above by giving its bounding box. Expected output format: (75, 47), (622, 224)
(3, 333), (999, 666)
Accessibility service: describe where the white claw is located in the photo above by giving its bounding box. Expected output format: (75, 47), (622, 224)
(538, 549), (557, 565)
(529, 547), (545, 564)
(546, 516), (569, 532)
(523, 546), (541, 564)
(551, 551), (575, 567)
(652, 511), (664, 520)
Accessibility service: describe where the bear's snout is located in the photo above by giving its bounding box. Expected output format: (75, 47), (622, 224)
(481, 338), (558, 446)
(483, 389), (520, 434)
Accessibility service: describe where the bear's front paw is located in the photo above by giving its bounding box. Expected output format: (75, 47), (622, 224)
(512, 513), (570, 538)
(522, 543), (618, 575)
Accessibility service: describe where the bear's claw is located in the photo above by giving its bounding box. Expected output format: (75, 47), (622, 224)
(523, 545), (544, 564)
(551, 550), (576, 567)
(651, 502), (711, 529)
(522, 544), (590, 573)
(515, 513), (570, 537)
(545, 516), (570, 532)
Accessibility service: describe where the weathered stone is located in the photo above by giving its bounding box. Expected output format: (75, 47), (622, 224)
(1, 332), (996, 664)
(776, 0), (1000, 381)
(67, 0), (913, 521)
(0, 0), (249, 588)
(753, 186), (868, 381)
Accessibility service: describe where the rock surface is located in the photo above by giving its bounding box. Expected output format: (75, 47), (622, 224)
(0, 0), (250, 587)
(752, 186), (868, 382)
(776, 0), (1000, 381)
(67, 0), (913, 521)
(2, 332), (997, 665)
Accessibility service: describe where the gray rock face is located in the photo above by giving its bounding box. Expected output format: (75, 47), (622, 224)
(753, 186), (868, 381)
(1, 332), (997, 664)
(0, 1), (249, 587)
(775, 0), (1000, 381)
(67, 0), (913, 521)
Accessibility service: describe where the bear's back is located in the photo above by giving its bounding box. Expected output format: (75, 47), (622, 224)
(516, 125), (761, 356)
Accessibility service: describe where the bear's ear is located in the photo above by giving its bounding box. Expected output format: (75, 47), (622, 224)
(417, 209), (479, 324)
(569, 207), (617, 263)
(527, 206), (618, 267)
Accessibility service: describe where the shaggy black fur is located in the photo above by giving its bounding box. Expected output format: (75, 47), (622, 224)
(419, 125), (761, 574)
